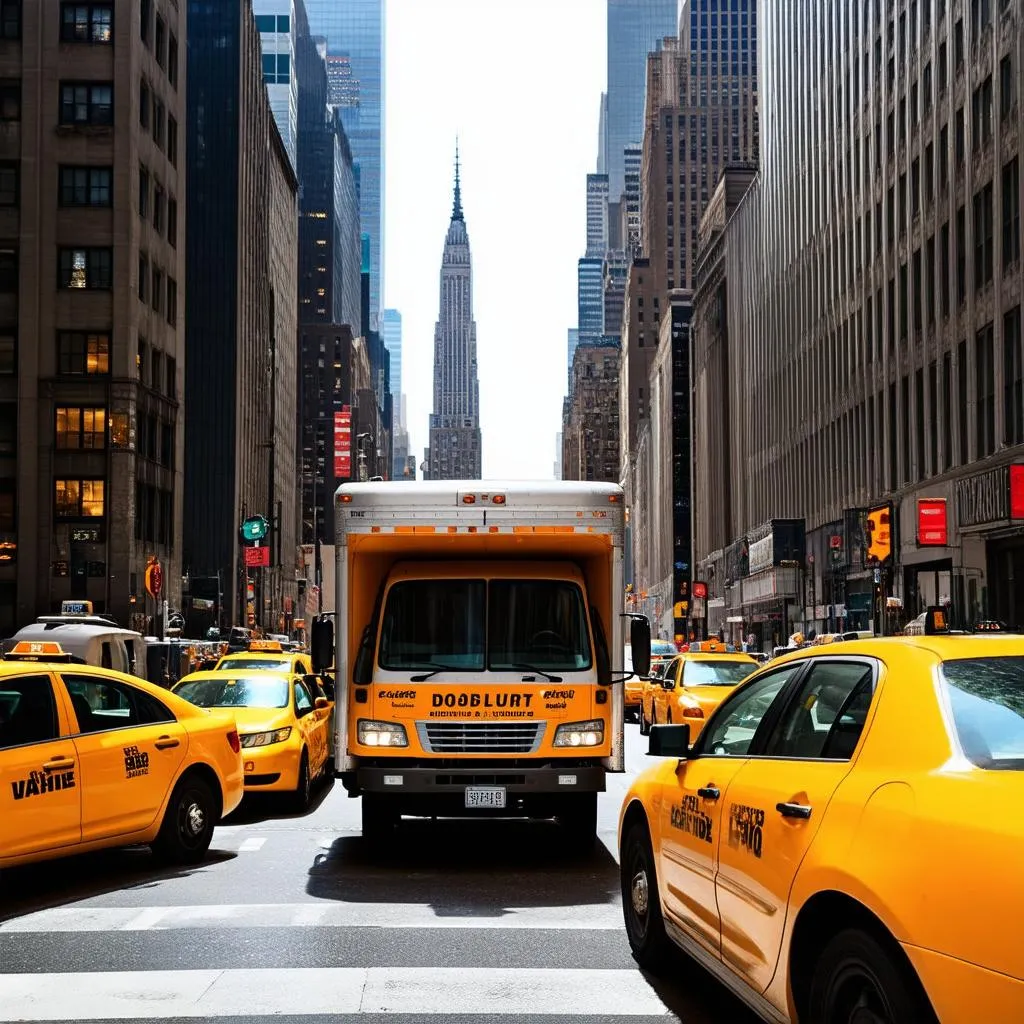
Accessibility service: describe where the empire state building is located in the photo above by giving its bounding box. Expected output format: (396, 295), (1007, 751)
(425, 147), (482, 480)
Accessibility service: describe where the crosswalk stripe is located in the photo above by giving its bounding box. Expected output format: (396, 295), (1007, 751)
(0, 901), (623, 932)
(237, 837), (267, 851)
(0, 967), (671, 1019)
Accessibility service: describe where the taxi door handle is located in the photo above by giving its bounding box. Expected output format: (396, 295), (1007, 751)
(697, 785), (720, 800)
(154, 736), (181, 750)
(777, 801), (812, 820)
(43, 755), (75, 770)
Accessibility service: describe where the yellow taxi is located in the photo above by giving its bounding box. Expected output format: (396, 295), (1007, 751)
(215, 639), (315, 678)
(172, 669), (331, 810)
(0, 642), (243, 869)
(618, 616), (1024, 1024)
(625, 639), (680, 723)
(639, 642), (757, 738)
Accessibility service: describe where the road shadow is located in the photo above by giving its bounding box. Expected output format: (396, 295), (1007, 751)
(307, 816), (621, 917)
(222, 773), (335, 825)
(640, 961), (761, 1024)
(0, 847), (237, 924)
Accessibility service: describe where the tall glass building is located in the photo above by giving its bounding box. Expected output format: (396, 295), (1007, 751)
(253, 0), (299, 173)
(605, 0), (678, 202)
(304, 0), (385, 330)
(381, 308), (402, 402)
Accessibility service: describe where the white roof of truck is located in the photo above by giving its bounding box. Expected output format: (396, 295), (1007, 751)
(336, 480), (622, 509)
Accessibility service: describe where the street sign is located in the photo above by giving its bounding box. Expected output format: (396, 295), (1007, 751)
(244, 545), (271, 568)
(240, 515), (269, 542)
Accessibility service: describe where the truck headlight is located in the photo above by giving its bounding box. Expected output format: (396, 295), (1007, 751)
(553, 719), (605, 747)
(240, 727), (292, 748)
(357, 719), (409, 747)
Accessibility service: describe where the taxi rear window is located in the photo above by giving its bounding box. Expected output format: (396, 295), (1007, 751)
(682, 661), (758, 686)
(175, 676), (290, 709)
(940, 656), (1024, 770)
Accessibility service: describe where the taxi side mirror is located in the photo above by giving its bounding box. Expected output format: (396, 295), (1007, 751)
(311, 616), (334, 674)
(647, 723), (690, 758)
(314, 696), (329, 710)
(662, 678), (676, 691)
(627, 614), (651, 677)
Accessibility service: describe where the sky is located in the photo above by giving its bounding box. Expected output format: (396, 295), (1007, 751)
(384, 0), (606, 480)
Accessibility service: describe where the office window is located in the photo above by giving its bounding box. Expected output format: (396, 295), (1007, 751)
(1005, 306), (1023, 446)
(1001, 55), (1015, 118)
(939, 124), (949, 186)
(0, 82), (19, 121)
(167, 115), (177, 166)
(940, 221), (951, 315)
(138, 164), (148, 218)
(60, 4), (113, 43)
(152, 99), (164, 149)
(976, 322), (996, 457)
(0, 402), (15, 455)
(942, 352), (952, 471)
(166, 356), (176, 399)
(139, 78), (149, 129)
(54, 479), (104, 518)
(954, 106), (965, 165)
(1003, 157), (1020, 269)
(60, 82), (113, 125)
(972, 75), (994, 149)
(154, 15), (165, 67)
(0, 332), (13, 374)
(58, 247), (112, 290)
(0, 162), (16, 206)
(168, 198), (177, 247)
(261, 54), (275, 84)
(974, 182), (994, 290)
(168, 33), (178, 88)
(137, 253), (148, 302)
(0, 0), (19, 39)
(166, 277), (176, 326)
(254, 14), (275, 32)
(59, 166), (111, 207)
(151, 266), (162, 313)
(957, 339), (968, 465)
(956, 204), (966, 305)
(153, 184), (164, 234)
(140, 0), (150, 45)
(0, 248), (16, 292)
(57, 331), (109, 375)
(55, 407), (106, 450)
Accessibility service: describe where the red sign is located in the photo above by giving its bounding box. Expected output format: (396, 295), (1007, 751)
(334, 405), (351, 478)
(1011, 464), (1024, 520)
(692, 581), (707, 599)
(244, 545), (271, 567)
(917, 498), (948, 546)
(145, 559), (162, 598)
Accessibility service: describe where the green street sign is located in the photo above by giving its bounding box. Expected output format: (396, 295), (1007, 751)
(240, 515), (269, 542)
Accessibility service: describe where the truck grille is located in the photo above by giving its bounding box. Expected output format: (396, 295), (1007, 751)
(417, 721), (546, 754)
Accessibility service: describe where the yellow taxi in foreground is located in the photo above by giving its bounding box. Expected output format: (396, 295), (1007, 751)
(172, 669), (331, 810)
(640, 646), (757, 738)
(619, 625), (1024, 1023)
(0, 642), (243, 870)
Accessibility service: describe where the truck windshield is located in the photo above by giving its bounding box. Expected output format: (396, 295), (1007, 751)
(378, 578), (592, 674)
(488, 580), (591, 671)
(379, 579), (486, 670)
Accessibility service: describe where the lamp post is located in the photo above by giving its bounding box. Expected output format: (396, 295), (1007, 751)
(356, 432), (373, 482)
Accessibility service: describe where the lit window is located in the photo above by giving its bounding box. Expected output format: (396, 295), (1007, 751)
(58, 247), (112, 289)
(55, 407), (106, 450)
(57, 331), (110, 375)
(55, 479), (105, 518)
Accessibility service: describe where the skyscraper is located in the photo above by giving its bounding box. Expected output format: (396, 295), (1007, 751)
(577, 257), (605, 345)
(426, 150), (481, 480)
(303, 0), (385, 329)
(586, 173), (610, 257)
(605, 0), (678, 202)
(253, 0), (299, 173)
(381, 308), (402, 402)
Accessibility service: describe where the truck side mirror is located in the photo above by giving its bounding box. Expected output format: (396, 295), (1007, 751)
(628, 615), (651, 676)
(310, 616), (334, 674)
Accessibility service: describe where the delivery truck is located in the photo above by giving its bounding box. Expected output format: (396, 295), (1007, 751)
(310, 480), (651, 845)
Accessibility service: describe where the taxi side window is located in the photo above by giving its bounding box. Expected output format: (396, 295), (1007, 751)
(663, 658), (681, 685)
(0, 676), (59, 750)
(63, 676), (173, 734)
(294, 680), (314, 716)
(763, 661), (875, 760)
(700, 665), (803, 758)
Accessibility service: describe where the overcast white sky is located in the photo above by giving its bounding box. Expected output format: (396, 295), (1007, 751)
(384, 0), (606, 480)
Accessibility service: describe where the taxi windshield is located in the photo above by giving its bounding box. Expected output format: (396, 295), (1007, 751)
(682, 660), (758, 686)
(175, 676), (290, 709)
(940, 656), (1024, 770)
(217, 658), (290, 672)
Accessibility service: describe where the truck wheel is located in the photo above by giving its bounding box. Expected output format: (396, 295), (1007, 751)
(620, 819), (673, 972)
(361, 793), (399, 842)
(558, 792), (597, 851)
(152, 774), (217, 865)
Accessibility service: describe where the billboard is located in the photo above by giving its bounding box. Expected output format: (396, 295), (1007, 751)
(334, 405), (351, 478)
(917, 498), (948, 546)
(243, 545), (270, 568)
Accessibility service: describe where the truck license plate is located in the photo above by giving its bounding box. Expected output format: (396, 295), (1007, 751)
(465, 786), (506, 809)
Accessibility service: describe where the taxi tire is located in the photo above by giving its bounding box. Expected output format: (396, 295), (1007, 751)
(620, 820), (672, 972)
(807, 927), (936, 1024)
(292, 750), (312, 812)
(152, 774), (217, 864)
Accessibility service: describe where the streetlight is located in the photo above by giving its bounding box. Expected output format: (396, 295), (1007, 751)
(356, 432), (374, 482)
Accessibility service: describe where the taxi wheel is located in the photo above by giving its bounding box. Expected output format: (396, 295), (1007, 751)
(291, 750), (312, 812)
(152, 775), (216, 864)
(807, 928), (936, 1024)
(620, 820), (672, 972)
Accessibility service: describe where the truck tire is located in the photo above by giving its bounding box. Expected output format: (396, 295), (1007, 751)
(558, 792), (598, 851)
(361, 793), (399, 843)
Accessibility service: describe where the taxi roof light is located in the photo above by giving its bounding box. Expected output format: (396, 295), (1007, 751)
(248, 639), (283, 652)
(4, 641), (74, 662)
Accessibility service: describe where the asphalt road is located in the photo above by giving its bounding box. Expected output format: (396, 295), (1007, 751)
(0, 723), (758, 1023)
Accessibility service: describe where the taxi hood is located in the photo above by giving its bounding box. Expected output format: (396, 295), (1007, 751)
(230, 706), (293, 734)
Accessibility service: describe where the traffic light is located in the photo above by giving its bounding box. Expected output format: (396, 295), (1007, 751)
(866, 505), (892, 564)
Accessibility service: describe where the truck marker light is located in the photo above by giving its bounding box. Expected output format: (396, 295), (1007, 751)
(462, 494), (476, 504)
(448, 526), (458, 533)
(492, 495), (506, 504)
(488, 525), (499, 533)
(558, 775), (578, 786)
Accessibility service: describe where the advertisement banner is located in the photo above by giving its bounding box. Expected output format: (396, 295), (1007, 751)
(243, 545), (270, 568)
(917, 498), (948, 546)
(1011, 464), (1024, 520)
(334, 405), (351, 478)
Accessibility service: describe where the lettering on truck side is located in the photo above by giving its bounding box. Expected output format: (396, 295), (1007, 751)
(431, 692), (534, 709)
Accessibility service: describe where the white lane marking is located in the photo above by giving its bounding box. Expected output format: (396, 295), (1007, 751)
(237, 837), (266, 852)
(0, 968), (671, 1019)
(0, 901), (623, 933)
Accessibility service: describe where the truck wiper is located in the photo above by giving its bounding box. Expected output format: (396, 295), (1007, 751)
(499, 663), (563, 682)
(408, 663), (464, 682)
